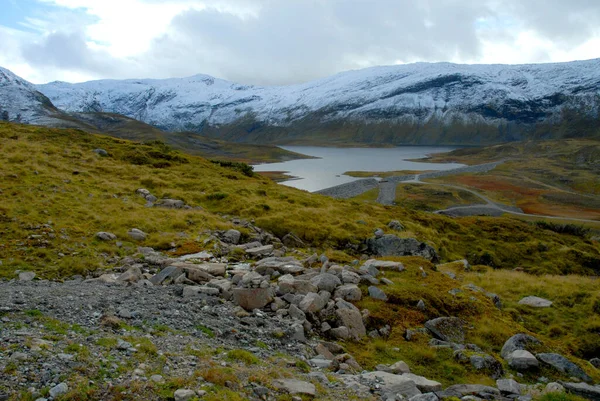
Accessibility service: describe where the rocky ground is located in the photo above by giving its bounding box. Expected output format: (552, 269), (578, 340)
(1, 220), (599, 401)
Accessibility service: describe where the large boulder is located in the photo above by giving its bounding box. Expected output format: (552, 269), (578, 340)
(500, 334), (541, 358)
(536, 353), (592, 382)
(562, 382), (600, 401)
(360, 371), (421, 398)
(117, 266), (143, 283)
(127, 228), (147, 241)
(506, 350), (539, 370)
(402, 373), (442, 392)
(333, 284), (362, 301)
(496, 379), (521, 395)
(310, 273), (341, 292)
(278, 275), (318, 295)
(233, 288), (273, 311)
(518, 296), (553, 307)
(424, 317), (465, 343)
(222, 229), (241, 244)
(336, 308), (366, 340)
(366, 235), (438, 261)
(299, 292), (328, 313)
(273, 379), (316, 396)
(368, 286), (388, 301)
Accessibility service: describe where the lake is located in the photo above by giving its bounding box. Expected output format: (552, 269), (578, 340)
(253, 146), (465, 192)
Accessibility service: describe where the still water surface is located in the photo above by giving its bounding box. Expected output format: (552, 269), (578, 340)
(253, 146), (465, 192)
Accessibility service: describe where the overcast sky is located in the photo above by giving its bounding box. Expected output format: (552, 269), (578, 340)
(1, 0), (600, 85)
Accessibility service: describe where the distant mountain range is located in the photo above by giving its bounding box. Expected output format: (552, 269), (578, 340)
(2, 59), (600, 146)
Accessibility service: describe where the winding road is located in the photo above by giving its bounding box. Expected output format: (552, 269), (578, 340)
(316, 161), (600, 224)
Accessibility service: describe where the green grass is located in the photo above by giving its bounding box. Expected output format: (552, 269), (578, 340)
(226, 349), (260, 365)
(0, 121), (598, 282)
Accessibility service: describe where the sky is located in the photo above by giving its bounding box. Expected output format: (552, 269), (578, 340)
(1, 0), (600, 85)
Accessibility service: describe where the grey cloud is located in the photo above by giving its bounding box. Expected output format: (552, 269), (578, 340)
(22, 30), (128, 78)
(144, 0), (493, 85)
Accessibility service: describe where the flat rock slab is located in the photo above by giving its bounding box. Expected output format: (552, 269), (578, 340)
(171, 262), (225, 277)
(563, 382), (600, 401)
(444, 384), (500, 397)
(232, 287), (273, 311)
(536, 353), (592, 382)
(273, 379), (316, 396)
(363, 259), (405, 271)
(245, 245), (274, 257)
(497, 379), (522, 395)
(150, 266), (183, 285)
(402, 373), (442, 392)
(425, 317), (465, 343)
(518, 296), (553, 307)
(506, 350), (539, 370)
(360, 371), (422, 398)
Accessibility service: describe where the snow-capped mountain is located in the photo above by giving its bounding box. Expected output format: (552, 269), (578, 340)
(28, 59), (600, 144)
(0, 67), (65, 126)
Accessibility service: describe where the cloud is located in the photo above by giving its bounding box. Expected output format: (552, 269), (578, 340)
(1, 0), (600, 84)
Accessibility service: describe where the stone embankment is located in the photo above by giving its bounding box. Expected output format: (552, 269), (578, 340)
(315, 178), (379, 199)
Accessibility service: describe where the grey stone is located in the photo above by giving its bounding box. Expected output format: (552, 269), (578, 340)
(335, 308), (366, 340)
(288, 323), (305, 342)
(49, 383), (69, 398)
(500, 334), (541, 359)
(173, 389), (196, 401)
(310, 358), (333, 369)
(341, 269), (361, 284)
(417, 300), (426, 311)
(182, 286), (220, 297)
(273, 379), (316, 396)
(403, 373), (442, 392)
(425, 317), (465, 343)
(150, 375), (164, 383)
(18, 271), (36, 281)
(591, 358), (600, 369)
(155, 199), (185, 209)
(506, 350), (539, 370)
(288, 304), (306, 321)
(497, 379), (521, 395)
(299, 292), (327, 313)
(149, 266), (183, 285)
(256, 257), (304, 275)
(278, 275), (318, 295)
(389, 360), (411, 374)
(96, 232), (117, 241)
(536, 353), (592, 382)
(360, 371), (422, 398)
(444, 384), (500, 397)
(127, 228), (147, 241)
(409, 393), (439, 401)
(282, 233), (305, 248)
(93, 148), (108, 156)
(333, 284), (362, 301)
(222, 229), (242, 244)
(246, 245), (274, 257)
(562, 382), (600, 401)
(363, 259), (405, 271)
(117, 266), (142, 283)
(366, 235), (438, 261)
(544, 383), (564, 394)
(310, 273), (342, 292)
(518, 296), (553, 308)
(233, 287), (273, 311)
(330, 326), (350, 340)
(368, 286), (388, 301)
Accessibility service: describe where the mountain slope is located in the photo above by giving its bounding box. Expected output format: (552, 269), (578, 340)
(37, 59), (600, 145)
(0, 66), (69, 126)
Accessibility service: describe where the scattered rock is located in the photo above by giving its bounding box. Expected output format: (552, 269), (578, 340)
(562, 382), (600, 401)
(96, 232), (117, 241)
(360, 371), (422, 398)
(543, 383), (565, 394)
(299, 292), (328, 313)
(174, 389), (196, 401)
(117, 266), (143, 283)
(500, 334), (541, 359)
(222, 229), (242, 244)
(282, 233), (305, 248)
(49, 383), (68, 398)
(246, 245), (274, 257)
(388, 220), (404, 231)
(363, 259), (405, 271)
(389, 360), (411, 374)
(335, 308), (366, 340)
(368, 286), (388, 301)
(273, 379), (316, 396)
(366, 235), (438, 261)
(333, 284), (362, 301)
(18, 271), (36, 281)
(424, 317), (465, 343)
(497, 379), (521, 395)
(93, 148), (108, 156)
(536, 353), (592, 382)
(233, 288), (273, 311)
(127, 228), (147, 241)
(518, 296), (553, 308)
(155, 199), (186, 209)
(310, 273), (341, 292)
(506, 350), (539, 370)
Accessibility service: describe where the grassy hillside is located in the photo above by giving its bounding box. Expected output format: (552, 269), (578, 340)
(0, 122), (599, 280)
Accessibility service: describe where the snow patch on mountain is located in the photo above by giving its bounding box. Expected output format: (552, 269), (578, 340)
(30, 59), (600, 133)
